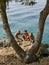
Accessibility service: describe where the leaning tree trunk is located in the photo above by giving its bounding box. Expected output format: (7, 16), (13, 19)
(24, 0), (49, 63)
(0, 2), (26, 59)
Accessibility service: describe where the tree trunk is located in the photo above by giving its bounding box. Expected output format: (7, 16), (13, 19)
(24, 0), (49, 63)
(0, 3), (26, 59)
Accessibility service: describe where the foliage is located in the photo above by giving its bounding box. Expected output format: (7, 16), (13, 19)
(29, 1), (36, 5)
(21, 1), (36, 6)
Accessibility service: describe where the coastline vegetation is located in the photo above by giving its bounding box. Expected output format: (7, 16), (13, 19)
(22, 1), (36, 6)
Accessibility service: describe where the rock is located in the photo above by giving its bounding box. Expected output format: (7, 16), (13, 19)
(18, 41), (34, 51)
(0, 38), (49, 58)
(37, 44), (49, 57)
(0, 38), (10, 47)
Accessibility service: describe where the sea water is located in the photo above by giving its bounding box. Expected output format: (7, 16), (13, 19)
(0, 0), (49, 44)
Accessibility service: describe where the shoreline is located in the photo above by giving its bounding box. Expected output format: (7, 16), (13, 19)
(0, 38), (49, 65)
(0, 38), (49, 55)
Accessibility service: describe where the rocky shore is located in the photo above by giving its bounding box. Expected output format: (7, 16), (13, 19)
(0, 38), (49, 55)
(0, 38), (49, 65)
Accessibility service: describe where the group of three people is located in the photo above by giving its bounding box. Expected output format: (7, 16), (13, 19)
(14, 30), (35, 43)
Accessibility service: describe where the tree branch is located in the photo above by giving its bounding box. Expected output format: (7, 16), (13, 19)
(24, 0), (49, 63)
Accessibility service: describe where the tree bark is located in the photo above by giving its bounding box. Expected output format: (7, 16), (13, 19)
(0, 3), (26, 59)
(24, 0), (49, 63)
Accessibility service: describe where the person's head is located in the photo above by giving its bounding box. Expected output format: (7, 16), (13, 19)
(29, 33), (34, 37)
(15, 30), (21, 36)
(23, 30), (28, 34)
(24, 30), (27, 32)
(17, 30), (21, 34)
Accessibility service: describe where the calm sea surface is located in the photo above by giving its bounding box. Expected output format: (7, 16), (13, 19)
(0, 0), (49, 44)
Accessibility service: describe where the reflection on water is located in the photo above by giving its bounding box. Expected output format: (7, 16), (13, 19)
(0, 0), (49, 44)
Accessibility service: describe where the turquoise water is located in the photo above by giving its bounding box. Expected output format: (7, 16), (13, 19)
(0, 0), (49, 44)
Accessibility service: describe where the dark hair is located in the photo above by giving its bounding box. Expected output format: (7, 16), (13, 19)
(24, 30), (27, 32)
